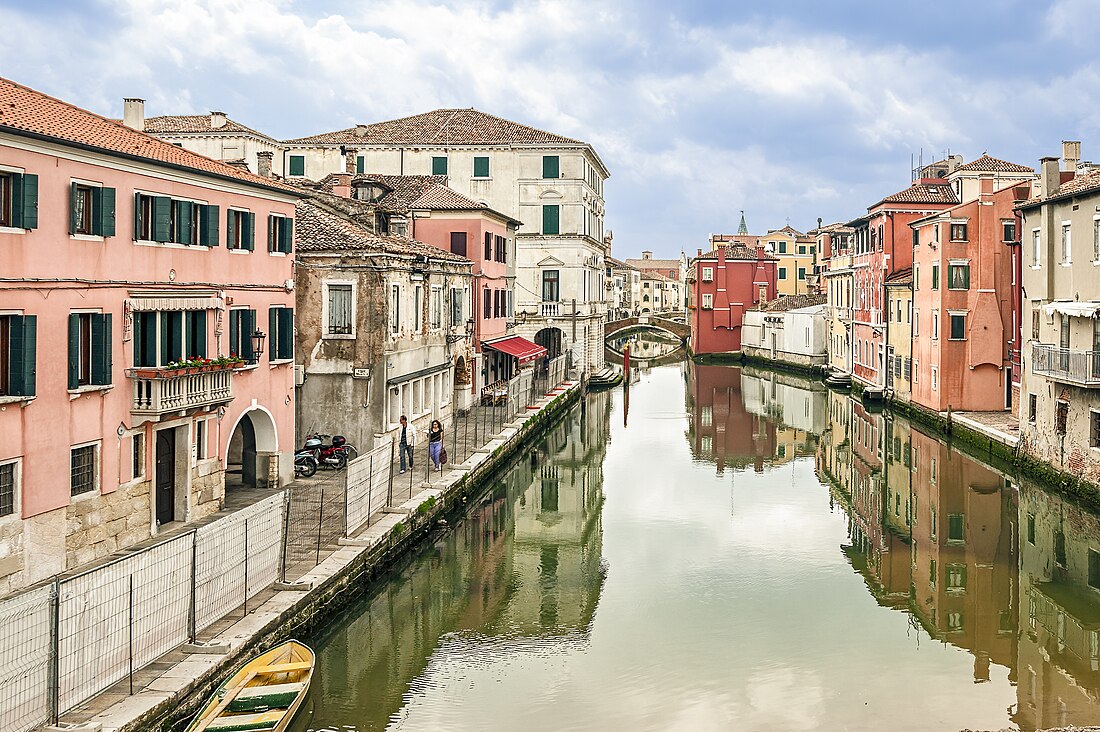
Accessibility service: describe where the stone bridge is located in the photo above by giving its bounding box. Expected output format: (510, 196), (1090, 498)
(604, 315), (690, 341)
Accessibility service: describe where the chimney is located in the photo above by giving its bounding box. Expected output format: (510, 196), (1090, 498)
(697, 248), (702, 257)
(256, 151), (273, 179)
(345, 148), (358, 174)
(642, 250), (652, 260)
(210, 111), (227, 129)
(122, 98), (145, 131)
(1040, 156), (1061, 199)
(331, 173), (352, 198)
(979, 173), (994, 200)
(355, 124), (368, 138)
(1063, 140), (1081, 172)
(225, 160), (249, 171)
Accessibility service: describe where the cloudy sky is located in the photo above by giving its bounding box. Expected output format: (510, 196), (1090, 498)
(1, 0), (1097, 258)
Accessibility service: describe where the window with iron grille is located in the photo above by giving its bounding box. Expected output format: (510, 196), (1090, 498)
(70, 444), (96, 497)
(0, 461), (14, 517)
(1091, 411), (1100, 448)
(1029, 393), (1037, 423)
(1056, 400), (1068, 435)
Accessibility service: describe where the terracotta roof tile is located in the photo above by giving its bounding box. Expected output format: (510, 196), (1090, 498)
(954, 154), (1034, 173)
(760, 293), (828, 311)
(285, 108), (584, 146)
(296, 198), (469, 261)
(142, 114), (277, 141)
(1047, 168), (1100, 199)
(876, 182), (958, 206)
(884, 267), (913, 285)
(0, 77), (295, 194)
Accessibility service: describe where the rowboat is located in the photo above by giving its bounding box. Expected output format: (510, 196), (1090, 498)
(186, 640), (314, 732)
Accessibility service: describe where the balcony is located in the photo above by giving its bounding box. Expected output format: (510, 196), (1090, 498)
(1031, 343), (1100, 387)
(541, 301), (561, 317)
(128, 367), (235, 416)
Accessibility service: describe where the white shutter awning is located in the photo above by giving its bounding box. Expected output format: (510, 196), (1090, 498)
(127, 293), (222, 312)
(1042, 301), (1100, 318)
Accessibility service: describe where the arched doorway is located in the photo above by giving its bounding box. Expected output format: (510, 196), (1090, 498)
(534, 327), (565, 360)
(227, 408), (278, 489)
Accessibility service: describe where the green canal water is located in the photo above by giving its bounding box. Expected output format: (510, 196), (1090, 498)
(292, 358), (1100, 731)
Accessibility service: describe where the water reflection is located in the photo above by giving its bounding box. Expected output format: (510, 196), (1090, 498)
(300, 393), (611, 731)
(606, 330), (684, 363)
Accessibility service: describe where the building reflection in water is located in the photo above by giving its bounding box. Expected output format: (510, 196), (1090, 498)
(688, 363), (1100, 731)
(304, 392), (612, 731)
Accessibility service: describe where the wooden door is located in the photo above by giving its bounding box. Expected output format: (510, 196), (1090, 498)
(155, 430), (175, 525)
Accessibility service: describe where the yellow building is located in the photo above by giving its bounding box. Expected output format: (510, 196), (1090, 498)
(762, 225), (816, 296)
(884, 268), (913, 404)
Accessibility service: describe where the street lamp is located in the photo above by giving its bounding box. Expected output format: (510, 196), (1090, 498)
(250, 329), (267, 362)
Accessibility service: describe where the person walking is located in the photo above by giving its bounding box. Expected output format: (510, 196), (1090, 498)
(428, 419), (444, 471)
(399, 415), (414, 473)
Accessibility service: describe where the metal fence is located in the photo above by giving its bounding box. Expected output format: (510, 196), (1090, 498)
(0, 490), (286, 731)
(345, 440), (395, 537)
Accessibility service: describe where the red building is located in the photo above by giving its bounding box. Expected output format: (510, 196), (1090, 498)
(688, 243), (777, 355)
(849, 179), (957, 391)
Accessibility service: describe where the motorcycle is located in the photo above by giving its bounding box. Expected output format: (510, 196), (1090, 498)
(294, 449), (317, 478)
(304, 433), (356, 470)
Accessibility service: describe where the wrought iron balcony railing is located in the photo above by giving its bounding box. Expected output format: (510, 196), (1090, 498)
(1031, 343), (1100, 387)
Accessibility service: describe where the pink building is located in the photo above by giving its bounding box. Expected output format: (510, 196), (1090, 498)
(0, 79), (298, 595)
(849, 180), (958, 392)
(910, 177), (1031, 411)
(688, 244), (777, 355)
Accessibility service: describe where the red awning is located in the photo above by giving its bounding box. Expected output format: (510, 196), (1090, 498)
(484, 336), (548, 365)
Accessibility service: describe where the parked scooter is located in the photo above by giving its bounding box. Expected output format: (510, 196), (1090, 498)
(303, 433), (356, 470)
(294, 449), (317, 478)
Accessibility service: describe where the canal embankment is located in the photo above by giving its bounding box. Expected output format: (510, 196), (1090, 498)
(52, 378), (584, 732)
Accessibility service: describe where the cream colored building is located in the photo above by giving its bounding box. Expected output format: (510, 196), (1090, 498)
(884, 269), (913, 404)
(762, 226), (816, 296)
(819, 224), (855, 379)
(282, 110), (611, 372)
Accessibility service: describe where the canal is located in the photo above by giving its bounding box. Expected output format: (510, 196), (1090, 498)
(293, 355), (1100, 731)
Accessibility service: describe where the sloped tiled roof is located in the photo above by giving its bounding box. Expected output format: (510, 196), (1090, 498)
(410, 184), (485, 210)
(285, 108), (584, 146)
(954, 154), (1034, 174)
(809, 222), (854, 235)
(767, 225), (806, 238)
(1046, 168), (1100, 199)
(0, 77), (295, 194)
(315, 173), (446, 213)
(875, 181), (958, 207)
(143, 114), (278, 141)
(760, 293), (828, 312)
(884, 267), (913, 286)
(626, 257), (681, 270)
(296, 198), (469, 261)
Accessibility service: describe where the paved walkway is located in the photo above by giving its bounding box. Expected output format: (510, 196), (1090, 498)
(948, 409), (1021, 449)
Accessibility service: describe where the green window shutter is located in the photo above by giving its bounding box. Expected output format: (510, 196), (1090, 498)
(356, 155), (365, 174)
(8, 315), (36, 397)
(267, 214), (276, 252)
(177, 200), (194, 244)
(963, 267), (970, 289)
(289, 155), (305, 177)
(200, 205), (220, 246)
(432, 156), (448, 176)
(134, 192), (143, 239)
(542, 156), (559, 179)
(153, 196), (171, 242)
(99, 187), (115, 237)
(229, 311), (240, 359)
(160, 312), (169, 366)
(932, 266), (939, 290)
(268, 307), (277, 363)
(542, 205), (560, 235)
(246, 212), (256, 251)
(474, 157), (489, 178)
(226, 209), (236, 248)
(282, 217), (293, 253)
(20, 174), (37, 230)
(243, 309), (257, 361)
(67, 313), (80, 390)
(69, 182), (79, 235)
(134, 312), (157, 368)
(186, 311), (207, 358)
(91, 313), (112, 386)
(279, 308), (294, 360)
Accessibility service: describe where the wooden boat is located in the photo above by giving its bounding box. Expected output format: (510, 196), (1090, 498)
(186, 640), (314, 732)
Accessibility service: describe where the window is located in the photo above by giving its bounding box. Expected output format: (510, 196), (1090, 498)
(1032, 229), (1041, 265)
(1029, 393), (1037, 423)
(542, 155), (560, 179)
(1032, 309), (1040, 341)
(778, 267), (787, 280)
(1062, 222), (1072, 263)
(227, 209), (255, 251)
(701, 267), (713, 282)
(0, 461), (14, 517)
(0, 171), (38, 229)
(949, 313), (966, 340)
(0, 314), (34, 398)
(267, 215), (293, 253)
(542, 270), (560, 302)
(194, 419), (207, 461)
(67, 312), (112, 388)
(797, 267), (806, 280)
(931, 366), (938, 390)
(931, 263), (939, 290)
(914, 264), (919, 290)
(948, 514), (965, 542)
(1027, 513), (1035, 544)
(70, 183), (93, 235)
(914, 310), (919, 337)
(946, 564), (967, 591)
(450, 287), (464, 325)
(228, 308), (257, 361)
(450, 231), (467, 257)
(70, 443), (97, 497)
(495, 234), (507, 263)
(778, 242), (787, 254)
(1003, 220), (1016, 243)
(131, 433), (145, 483)
(483, 287), (492, 319)
(932, 312), (939, 339)
(1092, 411), (1100, 448)
(413, 285), (422, 333)
(268, 307), (294, 361)
(950, 222), (968, 241)
(542, 205), (560, 235)
(431, 156), (448, 176)
(185, 310), (207, 358)
(1095, 218), (1100, 261)
(702, 293), (714, 309)
(473, 156), (490, 178)
(325, 283), (353, 337)
(948, 263), (970, 290)
(391, 284), (401, 335)
(1055, 529), (1067, 567)
(356, 155), (365, 174)
(483, 231), (492, 260)
(1056, 400), (1068, 435)
(288, 155), (305, 177)
(431, 286), (442, 329)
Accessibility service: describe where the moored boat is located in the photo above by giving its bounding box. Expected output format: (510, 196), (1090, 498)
(186, 640), (314, 732)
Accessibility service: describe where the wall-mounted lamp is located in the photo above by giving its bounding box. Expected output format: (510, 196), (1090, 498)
(250, 329), (267, 362)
